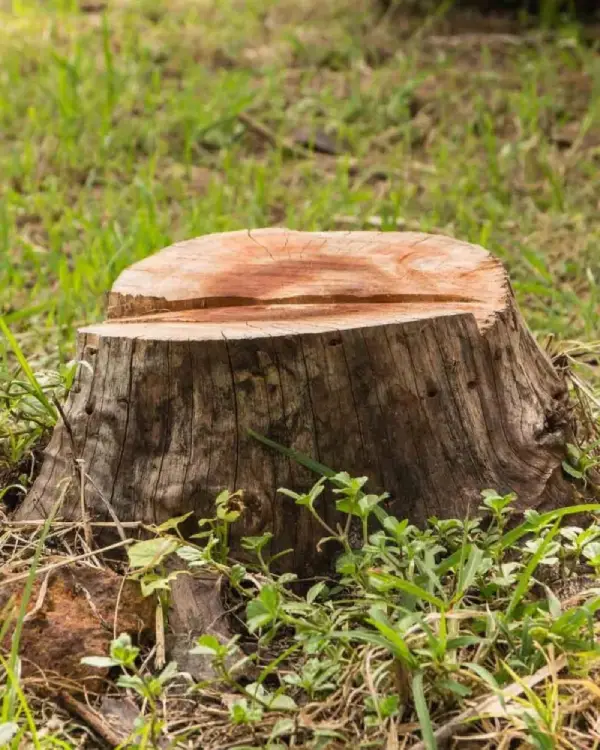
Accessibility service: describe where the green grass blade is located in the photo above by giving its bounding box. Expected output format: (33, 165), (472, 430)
(366, 617), (418, 668)
(0, 317), (57, 420)
(247, 428), (335, 477)
(0, 654), (40, 749)
(367, 571), (446, 609)
(454, 544), (485, 602)
(435, 545), (471, 577)
(506, 519), (561, 619)
(461, 662), (500, 692)
(412, 672), (437, 750)
(247, 429), (390, 524)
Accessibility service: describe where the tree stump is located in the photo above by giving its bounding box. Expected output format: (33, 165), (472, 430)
(17, 229), (570, 574)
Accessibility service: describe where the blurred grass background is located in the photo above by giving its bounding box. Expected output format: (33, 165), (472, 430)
(1, 0), (599, 368)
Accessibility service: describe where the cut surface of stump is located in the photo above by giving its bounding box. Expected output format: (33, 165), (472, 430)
(17, 229), (570, 574)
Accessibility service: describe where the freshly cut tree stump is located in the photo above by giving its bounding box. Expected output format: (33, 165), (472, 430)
(17, 229), (570, 573)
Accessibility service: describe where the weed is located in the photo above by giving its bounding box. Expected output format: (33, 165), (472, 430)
(88, 477), (600, 748)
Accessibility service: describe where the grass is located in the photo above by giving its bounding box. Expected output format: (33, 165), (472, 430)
(1, 0), (600, 747)
(1, 0), (600, 358)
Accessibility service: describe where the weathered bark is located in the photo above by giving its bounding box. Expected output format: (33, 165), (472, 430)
(165, 566), (249, 681)
(16, 229), (570, 575)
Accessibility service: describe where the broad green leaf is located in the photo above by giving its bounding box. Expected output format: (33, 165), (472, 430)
(437, 678), (471, 697)
(116, 674), (145, 692)
(155, 512), (194, 532)
(140, 571), (180, 597)
(583, 541), (600, 561)
(269, 693), (297, 710)
(543, 584), (562, 619)
(109, 633), (139, 666)
(277, 572), (297, 585)
(306, 581), (327, 604)
(562, 462), (583, 479)
(190, 634), (222, 655)
(246, 593), (278, 632)
(247, 614), (275, 632)
(241, 533), (273, 552)
(81, 656), (119, 668)
(158, 661), (179, 684)
(378, 694), (400, 718)
(230, 564), (247, 586)
(383, 516), (409, 539)
(229, 698), (263, 725)
(271, 717), (295, 738)
(176, 544), (208, 566)
(259, 585), (280, 615)
(127, 537), (179, 569)
(335, 496), (361, 516)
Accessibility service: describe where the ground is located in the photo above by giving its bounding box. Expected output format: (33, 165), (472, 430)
(1, 0), (600, 748)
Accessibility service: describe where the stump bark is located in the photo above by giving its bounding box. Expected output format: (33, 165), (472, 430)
(17, 229), (570, 573)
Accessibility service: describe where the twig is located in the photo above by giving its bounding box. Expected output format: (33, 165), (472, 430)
(59, 691), (126, 747)
(155, 601), (166, 670)
(113, 572), (128, 640)
(3, 520), (143, 529)
(1, 538), (134, 587)
(82, 471), (128, 542)
(22, 571), (51, 622)
(237, 112), (310, 159)
(52, 395), (77, 457)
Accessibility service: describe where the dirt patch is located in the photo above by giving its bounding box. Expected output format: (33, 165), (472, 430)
(0, 565), (154, 693)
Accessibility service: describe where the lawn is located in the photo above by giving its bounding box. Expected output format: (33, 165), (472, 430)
(1, 0), (600, 748)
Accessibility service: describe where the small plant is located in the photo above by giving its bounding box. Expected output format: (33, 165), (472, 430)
(82, 633), (179, 747)
(563, 440), (600, 486)
(1, 317), (82, 476)
(116, 474), (600, 749)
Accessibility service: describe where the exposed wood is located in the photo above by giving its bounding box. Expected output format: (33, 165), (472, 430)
(16, 229), (571, 578)
(165, 566), (245, 681)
